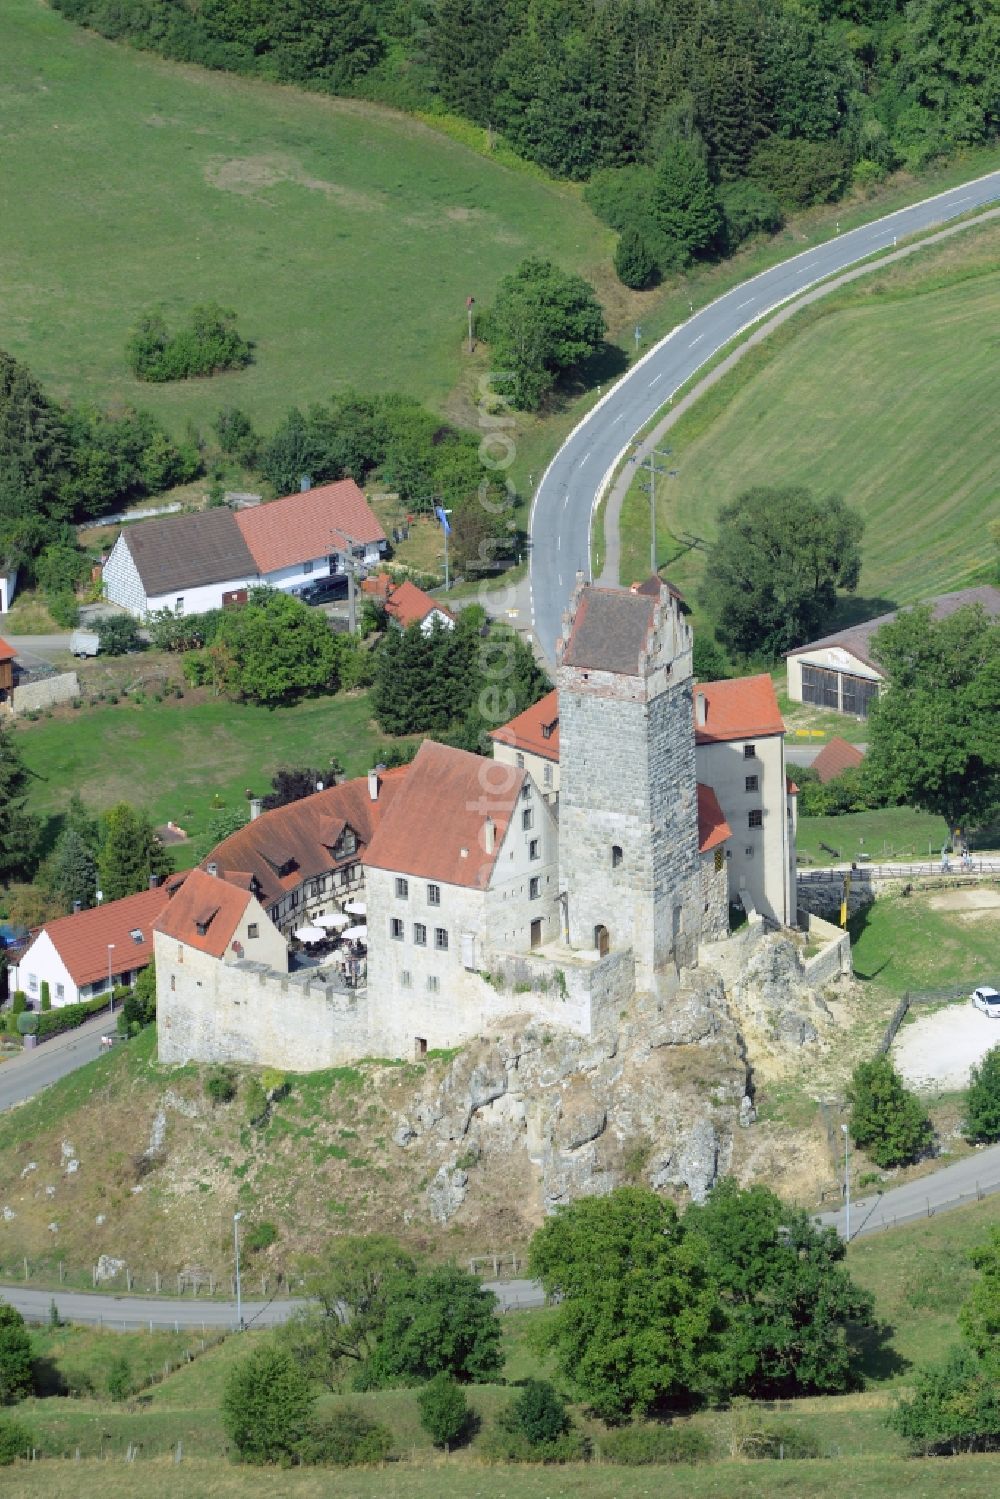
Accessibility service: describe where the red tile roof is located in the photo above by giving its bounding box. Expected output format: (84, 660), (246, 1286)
(694, 675), (785, 744)
(561, 587), (658, 674)
(155, 869), (255, 958)
(34, 880), (186, 987)
(811, 737), (865, 784)
(362, 576), (454, 628)
(0, 636), (15, 663)
(631, 575), (686, 606)
(203, 771), (408, 911)
(488, 689), (560, 763)
(696, 784), (731, 853)
(235, 480), (386, 576)
(364, 740), (524, 890)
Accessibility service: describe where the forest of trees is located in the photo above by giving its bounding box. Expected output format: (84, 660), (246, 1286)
(53, 1), (1000, 206)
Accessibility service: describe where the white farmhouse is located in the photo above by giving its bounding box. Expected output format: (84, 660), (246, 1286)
(11, 879), (186, 1008)
(102, 480), (387, 619)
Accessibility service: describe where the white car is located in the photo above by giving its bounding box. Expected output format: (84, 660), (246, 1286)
(971, 986), (1000, 1016)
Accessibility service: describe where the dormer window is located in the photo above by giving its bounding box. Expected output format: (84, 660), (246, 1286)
(129, 928), (144, 944)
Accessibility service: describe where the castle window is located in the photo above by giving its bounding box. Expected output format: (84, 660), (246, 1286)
(743, 743), (756, 759)
(516, 752), (524, 768)
(522, 808), (534, 831)
(529, 839), (540, 861)
(745, 846), (755, 858)
(529, 876), (541, 900)
(170, 975), (176, 991)
(426, 976), (440, 993)
(414, 922), (427, 946)
(395, 877), (409, 899)
(611, 845), (623, 868)
(745, 774), (759, 793)
(748, 810), (763, 829)
(714, 848), (724, 872)
(401, 971), (411, 988)
(521, 782), (531, 801)
(434, 927), (449, 951)
(247, 923), (259, 939)
(543, 764), (553, 787)
(390, 918), (404, 941)
(427, 883), (441, 906)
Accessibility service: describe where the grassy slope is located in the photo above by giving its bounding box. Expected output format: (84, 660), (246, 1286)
(0, 0), (608, 431)
(848, 889), (1000, 994)
(795, 807), (950, 868)
(13, 684), (409, 863)
(617, 221), (1000, 616)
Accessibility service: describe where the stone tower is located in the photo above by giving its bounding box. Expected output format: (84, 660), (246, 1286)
(556, 577), (701, 989)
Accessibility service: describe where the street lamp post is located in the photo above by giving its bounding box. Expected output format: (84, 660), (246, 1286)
(233, 1212), (243, 1331)
(841, 1124), (851, 1242)
(107, 944), (115, 1014)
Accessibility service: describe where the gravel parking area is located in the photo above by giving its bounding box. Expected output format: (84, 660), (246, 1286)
(893, 1000), (1000, 1091)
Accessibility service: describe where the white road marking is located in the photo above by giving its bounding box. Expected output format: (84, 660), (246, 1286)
(557, 536), (562, 552)
(611, 412), (625, 424)
(689, 334), (704, 347)
(735, 298), (754, 309)
(650, 372), (664, 385)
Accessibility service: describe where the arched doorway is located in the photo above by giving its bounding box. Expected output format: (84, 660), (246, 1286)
(594, 924), (610, 957)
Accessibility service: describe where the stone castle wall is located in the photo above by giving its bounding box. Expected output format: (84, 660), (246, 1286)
(11, 672), (79, 715)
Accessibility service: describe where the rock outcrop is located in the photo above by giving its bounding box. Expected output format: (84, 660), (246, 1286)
(395, 958), (752, 1222)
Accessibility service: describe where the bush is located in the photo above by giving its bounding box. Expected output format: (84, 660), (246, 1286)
(245, 1221), (279, 1253)
(599, 1422), (713, 1465)
(752, 1423), (821, 1459)
(39, 981), (50, 1013)
(105, 1355), (132, 1402)
(0, 1304), (34, 1404)
(614, 227), (657, 290)
(848, 1055), (933, 1168)
(15, 1014), (37, 1037)
(222, 1342), (314, 1465)
(205, 1066), (238, 1106)
(717, 181), (785, 255)
(965, 1046), (1000, 1143)
(417, 1373), (473, 1448)
(95, 615), (142, 656)
(888, 1345), (1000, 1454)
(498, 1380), (570, 1447)
(295, 1403), (393, 1466)
(127, 304), (253, 382)
(47, 592), (79, 628)
(243, 1077), (269, 1127)
(0, 1415), (34, 1464)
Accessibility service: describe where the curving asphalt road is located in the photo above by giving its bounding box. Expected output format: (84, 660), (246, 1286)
(529, 169), (1000, 664)
(0, 1012), (112, 1114)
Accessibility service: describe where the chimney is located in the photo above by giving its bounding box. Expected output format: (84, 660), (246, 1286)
(483, 817), (496, 855)
(149, 874), (159, 890)
(315, 780), (324, 793)
(207, 862), (218, 877)
(368, 769), (380, 802)
(249, 798), (263, 821)
(696, 691), (707, 727)
(73, 900), (82, 915)
(299, 474), (312, 492)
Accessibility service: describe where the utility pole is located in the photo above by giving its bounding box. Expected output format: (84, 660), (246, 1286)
(841, 1124), (851, 1242)
(634, 323), (642, 355)
(640, 446), (679, 578)
(233, 1212), (243, 1331)
(329, 525), (363, 635)
(434, 506), (453, 590)
(466, 295), (475, 354)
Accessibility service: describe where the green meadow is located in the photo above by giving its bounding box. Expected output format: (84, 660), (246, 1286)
(0, 0), (608, 433)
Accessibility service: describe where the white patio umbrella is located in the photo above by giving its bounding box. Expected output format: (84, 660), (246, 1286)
(315, 911), (350, 930)
(293, 924), (326, 943)
(344, 899), (367, 916)
(342, 924), (368, 942)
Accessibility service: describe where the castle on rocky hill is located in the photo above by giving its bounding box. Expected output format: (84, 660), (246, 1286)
(155, 578), (798, 1070)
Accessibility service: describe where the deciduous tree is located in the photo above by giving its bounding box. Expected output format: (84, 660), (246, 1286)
(702, 486), (863, 659)
(0, 1304), (33, 1405)
(864, 604), (1000, 830)
(484, 258), (606, 411)
(366, 1265), (503, 1386)
(209, 588), (341, 706)
(965, 1048), (1000, 1145)
(847, 1055), (933, 1168)
(528, 1187), (721, 1420)
(685, 1180), (874, 1396)
(222, 1341), (314, 1464)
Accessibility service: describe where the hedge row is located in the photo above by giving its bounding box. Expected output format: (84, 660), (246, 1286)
(34, 995), (113, 1041)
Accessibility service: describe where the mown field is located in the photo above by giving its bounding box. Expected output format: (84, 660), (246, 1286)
(13, 683), (406, 864)
(0, 0), (609, 434)
(616, 219), (1000, 616)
